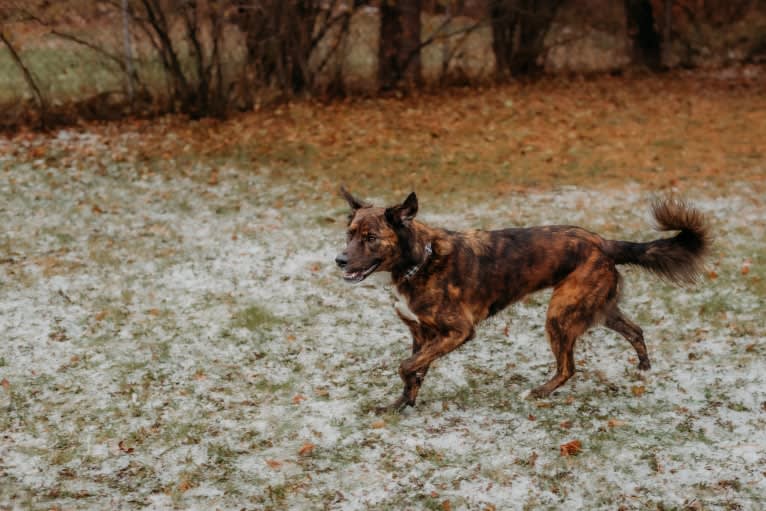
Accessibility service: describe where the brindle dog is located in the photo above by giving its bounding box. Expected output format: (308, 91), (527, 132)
(335, 188), (710, 413)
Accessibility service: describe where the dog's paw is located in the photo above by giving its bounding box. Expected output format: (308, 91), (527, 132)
(526, 386), (553, 400)
(374, 396), (409, 415)
(638, 358), (651, 371)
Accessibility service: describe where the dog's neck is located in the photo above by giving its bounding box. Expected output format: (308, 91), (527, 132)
(402, 242), (432, 280)
(392, 222), (438, 284)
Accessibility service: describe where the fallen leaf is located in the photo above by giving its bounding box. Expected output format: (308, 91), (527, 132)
(118, 440), (134, 454)
(1, 378), (9, 391)
(314, 387), (330, 397)
(527, 414), (536, 421)
(95, 310), (108, 321)
(607, 419), (625, 428)
(178, 479), (193, 492)
(631, 385), (646, 397)
(707, 270), (718, 280)
(371, 419), (385, 429)
(208, 168), (219, 186)
(527, 451), (538, 467)
(441, 500), (452, 511)
(147, 308), (160, 316)
(266, 459), (282, 469)
(298, 442), (315, 456)
(49, 330), (68, 342)
(560, 420), (573, 429)
(560, 439), (582, 456)
(193, 369), (206, 380)
(292, 394), (307, 404)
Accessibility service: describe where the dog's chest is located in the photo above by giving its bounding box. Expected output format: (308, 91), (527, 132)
(393, 287), (419, 323)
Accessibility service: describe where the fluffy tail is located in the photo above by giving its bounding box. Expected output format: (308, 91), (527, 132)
(603, 199), (711, 284)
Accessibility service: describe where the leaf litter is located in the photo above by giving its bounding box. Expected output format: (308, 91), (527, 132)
(0, 126), (765, 510)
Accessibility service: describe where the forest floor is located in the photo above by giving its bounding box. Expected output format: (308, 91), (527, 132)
(1, 76), (765, 510)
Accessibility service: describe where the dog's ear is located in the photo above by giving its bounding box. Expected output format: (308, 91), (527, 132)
(385, 192), (418, 227)
(340, 186), (369, 211)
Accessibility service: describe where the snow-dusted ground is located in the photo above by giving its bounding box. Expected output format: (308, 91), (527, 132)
(1, 132), (765, 510)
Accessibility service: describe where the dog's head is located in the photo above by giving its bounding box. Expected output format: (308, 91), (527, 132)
(335, 187), (418, 283)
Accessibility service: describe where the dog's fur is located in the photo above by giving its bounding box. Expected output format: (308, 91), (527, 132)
(335, 188), (710, 412)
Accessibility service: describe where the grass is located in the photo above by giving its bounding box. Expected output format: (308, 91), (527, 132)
(1, 81), (765, 510)
(232, 304), (281, 331)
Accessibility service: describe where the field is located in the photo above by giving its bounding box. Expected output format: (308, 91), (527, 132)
(1, 77), (765, 510)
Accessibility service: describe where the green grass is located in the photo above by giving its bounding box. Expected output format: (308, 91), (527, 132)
(232, 304), (281, 331)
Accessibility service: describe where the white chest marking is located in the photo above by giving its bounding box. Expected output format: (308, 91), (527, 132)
(393, 287), (419, 323)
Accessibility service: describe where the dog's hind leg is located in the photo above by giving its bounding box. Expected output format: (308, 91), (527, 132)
(529, 255), (618, 399)
(604, 307), (650, 370)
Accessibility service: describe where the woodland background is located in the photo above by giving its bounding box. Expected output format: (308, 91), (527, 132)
(1, 0), (765, 128)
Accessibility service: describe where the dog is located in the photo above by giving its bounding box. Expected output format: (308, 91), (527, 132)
(335, 188), (710, 412)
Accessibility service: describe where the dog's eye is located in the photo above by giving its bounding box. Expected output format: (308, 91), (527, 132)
(365, 234), (377, 243)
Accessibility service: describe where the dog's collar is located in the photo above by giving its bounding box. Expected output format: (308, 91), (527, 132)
(403, 242), (432, 280)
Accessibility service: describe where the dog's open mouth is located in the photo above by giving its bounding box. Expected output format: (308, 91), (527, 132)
(343, 261), (380, 283)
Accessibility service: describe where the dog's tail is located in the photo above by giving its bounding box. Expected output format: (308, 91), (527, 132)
(603, 199), (711, 285)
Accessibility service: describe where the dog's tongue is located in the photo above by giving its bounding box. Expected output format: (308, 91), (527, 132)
(344, 271), (364, 282)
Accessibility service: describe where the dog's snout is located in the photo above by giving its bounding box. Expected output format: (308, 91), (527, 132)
(335, 253), (348, 268)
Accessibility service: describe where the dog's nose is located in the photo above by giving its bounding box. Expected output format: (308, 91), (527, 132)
(335, 253), (348, 268)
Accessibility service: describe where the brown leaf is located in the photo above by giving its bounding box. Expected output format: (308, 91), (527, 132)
(208, 168), (219, 186)
(95, 310), (108, 322)
(607, 418), (626, 428)
(371, 419), (385, 429)
(707, 270), (718, 280)
(292, 394), (306, 404)
(559, 439), (582, 457)
(298, 442), (315, 456)
(631, 385), (646, 397)
(118, 440), (134, 454)
(266, 459), (282, 470)
(559, 420), (573, 429)
(1, 378), (9, 391)
(441, 500), (452, 511)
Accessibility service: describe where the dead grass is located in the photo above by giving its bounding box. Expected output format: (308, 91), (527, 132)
(29, 72), (762, 205)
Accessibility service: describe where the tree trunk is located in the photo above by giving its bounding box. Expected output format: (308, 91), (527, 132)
(490, 0), (561, 78)
(379, 0), (422, 91)
(625, 0), (661, 69)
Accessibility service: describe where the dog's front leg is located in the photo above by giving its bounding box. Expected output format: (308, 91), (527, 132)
(378, 324), (474, 414)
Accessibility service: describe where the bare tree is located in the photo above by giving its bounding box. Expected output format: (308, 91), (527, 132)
(490, 0), (561, 77)
(233, 0), (355, 98)
(379, 0), (423, 90)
